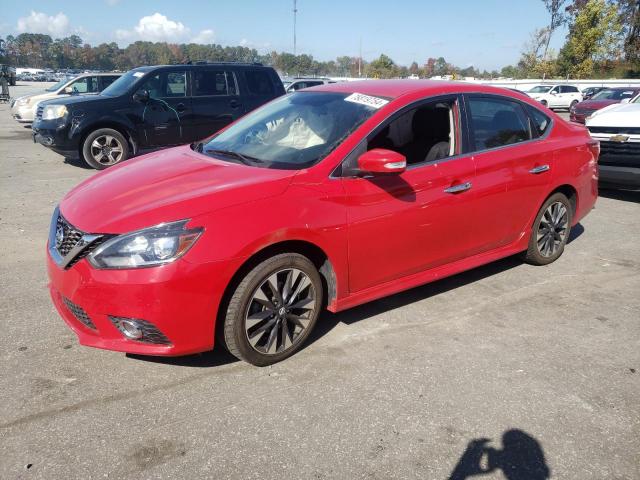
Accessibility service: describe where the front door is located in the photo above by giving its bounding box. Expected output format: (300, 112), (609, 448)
(341, 97), (476, 293)
(135, 69), (190, 147)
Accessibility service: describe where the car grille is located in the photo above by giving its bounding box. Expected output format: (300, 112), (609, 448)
(598, 141), (640, 167)
(35, 104), (44, 120)
(573, 108), (595, 116)
(588, 126), (640, 135)
(108, 316), (172, 345)
(63, 297), (97, 330)
(54, 213), (111, 269)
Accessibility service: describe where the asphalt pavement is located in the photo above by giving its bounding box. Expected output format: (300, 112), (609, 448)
(0, 82), (638, 480)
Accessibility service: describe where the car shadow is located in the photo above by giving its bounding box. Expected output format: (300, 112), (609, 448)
(448, 429), (550, 479)
(599, 188), (640, 203)
(126, 346), (239, 368)
(63, 156), (93, 169)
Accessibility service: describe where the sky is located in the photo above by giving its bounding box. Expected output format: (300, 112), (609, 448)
(0, 0), (569, 71)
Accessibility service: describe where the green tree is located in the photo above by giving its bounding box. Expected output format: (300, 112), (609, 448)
(557, 0), (623, 78)
(366, 53), (397, 78)
(541, 0), (568, 59)
(619, 0), (640, 63)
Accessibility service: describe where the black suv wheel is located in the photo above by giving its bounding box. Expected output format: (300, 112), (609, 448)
(82, 128), (129, 170)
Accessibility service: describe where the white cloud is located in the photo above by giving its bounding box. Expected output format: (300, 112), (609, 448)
(16, 11), (71, 37)
(116, 13), (190, 43)
(190, 29), (215, 44)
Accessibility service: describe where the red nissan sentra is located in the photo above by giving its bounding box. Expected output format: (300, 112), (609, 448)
(47, 81), (599, 365)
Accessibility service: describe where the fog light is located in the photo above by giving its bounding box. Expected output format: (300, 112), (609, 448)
(118, 319), (143, 339)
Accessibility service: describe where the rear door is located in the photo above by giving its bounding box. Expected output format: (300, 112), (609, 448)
(240, 68), (280, 113)
(463, 95), (552, 255)
(188, 68), (242, 142)
(135, 69), (191, 147)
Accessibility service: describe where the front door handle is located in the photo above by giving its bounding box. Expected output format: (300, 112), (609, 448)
(444, 182), (472, 194)
(529, 165), (550, 174)
(176, 103), (186, 113)
(230, 99), (241, 109)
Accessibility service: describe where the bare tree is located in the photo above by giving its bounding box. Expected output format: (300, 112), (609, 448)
(542, 0), (569, 59)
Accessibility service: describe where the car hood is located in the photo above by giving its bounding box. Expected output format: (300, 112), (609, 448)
(42, 93), (110, 108)
(60, 145), (297, 233)
(586, 102), (640, 127)
(574, 99), (617, 110)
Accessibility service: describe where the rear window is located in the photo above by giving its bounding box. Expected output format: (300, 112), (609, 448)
(245, 70), (275, 95)
(468, 97), (532, 150)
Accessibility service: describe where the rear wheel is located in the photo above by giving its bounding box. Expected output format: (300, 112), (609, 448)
(570, 99), (579, 109)
(81, 128), (129, 170)
(523, 193), (573, 266)
(223, 253), (323, 366)
(540, 99), (548, 107)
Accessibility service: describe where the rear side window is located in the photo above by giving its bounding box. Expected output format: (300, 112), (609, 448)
(467, 97), (532, 150)
(245, 70), (275, 95)
(527, 106), (551, 137)
(193, 70), (236, 96)
(560, 86), (578, 93)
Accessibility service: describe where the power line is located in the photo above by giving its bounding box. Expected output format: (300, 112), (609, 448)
(293, 0), (298, 56)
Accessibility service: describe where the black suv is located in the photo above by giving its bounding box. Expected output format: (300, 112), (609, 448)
(32, 63), (285, 169)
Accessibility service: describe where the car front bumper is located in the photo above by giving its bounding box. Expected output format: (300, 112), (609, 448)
(11, 104), (35, 123)
(32, 118), (80, 158)
(47, 245), (240, 356)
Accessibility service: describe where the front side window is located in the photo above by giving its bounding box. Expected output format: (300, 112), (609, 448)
(198, 92), (378, 169)
(468, 97), (532, 150)
(245, 70), (274, 95)
(366, 99), (458, 165)
(193, 70), (235, 96)
(139, 71), (186, 98)
(70, 76), (98, 93)
(101, 76), (119, 89)
(529, 86), (552, 94)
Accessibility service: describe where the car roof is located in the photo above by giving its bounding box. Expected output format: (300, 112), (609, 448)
(600, 86), (640, 91)
(309, 79), (531, 100)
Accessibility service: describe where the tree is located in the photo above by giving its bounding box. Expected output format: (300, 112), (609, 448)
(518, 28), (550, 77)
(366, 54), (397, 78)
(541, 0), (569, 59)
(557, 0), (623, 78)
(619, 0), (640, 63)
(433, 57), (449, 76)
(409, 61), (420, 75)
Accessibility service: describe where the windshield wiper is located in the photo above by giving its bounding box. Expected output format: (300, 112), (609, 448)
(204, 148), (263, 165)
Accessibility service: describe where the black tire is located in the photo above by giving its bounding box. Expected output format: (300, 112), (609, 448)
(81, 128), (129, 170)
(570, 99), (579, 109)
(540, 100), (548, 107)
(523, 192), (573, 266)
(223, 253), (323, 366)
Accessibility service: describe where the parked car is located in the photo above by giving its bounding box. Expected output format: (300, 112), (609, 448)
(0, 64), (17, 86)
(581, 86), (606, 100)
(570, 87), (640, 124)
(32, 63), (285, 169)
(526, 84), (583, 110)
(586, 94), (640, 189)
(47, 80), (598, 365)
(11, 73), (120, 123)
(286, 78), (334, 93)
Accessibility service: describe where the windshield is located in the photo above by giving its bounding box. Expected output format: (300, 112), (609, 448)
(591, 89), (638, 101)
(528, 86), (552, 93)
(199, 92), (380, 169)
(46, 77), (75, 92)
(101, 70), (145, 97)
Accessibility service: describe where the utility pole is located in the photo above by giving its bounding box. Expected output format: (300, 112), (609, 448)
(293, 0), (297, 56)
(358, 37), (362, 77)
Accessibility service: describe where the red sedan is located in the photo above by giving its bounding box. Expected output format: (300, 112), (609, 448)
(47, 81), (599, 365)
(570, 87), (640, 124)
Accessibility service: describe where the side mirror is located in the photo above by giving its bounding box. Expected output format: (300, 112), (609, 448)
(357, 149), (406, 175)
(550, 90), (557, 95)
(620, 98), (631, 104)
(63, 86), (73, 94)
(133, 89), (150, 103)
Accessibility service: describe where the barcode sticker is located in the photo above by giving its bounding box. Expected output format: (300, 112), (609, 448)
(344, 92), (389, 109)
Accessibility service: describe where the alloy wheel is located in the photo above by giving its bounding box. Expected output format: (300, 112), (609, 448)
(537, 201), (568, 257)
(244, 268), (316, 355)
(90, 135), (124, 166)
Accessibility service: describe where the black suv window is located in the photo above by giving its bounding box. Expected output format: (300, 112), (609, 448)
(193, 70), (236, 96)
(467, 97), (532, 150)
(140, 71), (186, 98)
(245, 70), (274, 95)
(100, 76), (119, 90)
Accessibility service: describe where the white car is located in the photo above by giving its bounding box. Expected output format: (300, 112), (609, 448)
(10, 72), (120, 123)
(526, 84), (583, 110)
(586, 94), (640, 189)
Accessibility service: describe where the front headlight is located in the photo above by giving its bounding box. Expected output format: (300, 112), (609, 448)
(88, 220), (203, 269)
(16, 97), (31, 106)
(42, 104), (67, 120)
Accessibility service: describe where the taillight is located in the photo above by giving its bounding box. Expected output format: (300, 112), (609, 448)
(588, 139), (600, 162)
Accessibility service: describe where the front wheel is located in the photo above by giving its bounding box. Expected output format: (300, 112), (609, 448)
(523, 193), (573, 265)
(81, 128), (129, 170)
(223, 253), (324, 366)
(570, 100), (579, 109)
(540, 99), (548, 107)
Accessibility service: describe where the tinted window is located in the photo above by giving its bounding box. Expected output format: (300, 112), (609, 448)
(101, 76), (119, 89)
(140, 71), (186, 98)
(193, 70), (233, 96)
(468, 97), (531, 150)
(245, 70), (274, 95)
(526, 106), (551, 137)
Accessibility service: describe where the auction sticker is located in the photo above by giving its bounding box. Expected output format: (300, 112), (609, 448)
(344, 92), (389, 109)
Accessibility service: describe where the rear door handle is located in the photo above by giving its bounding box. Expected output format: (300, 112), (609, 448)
(529, 165), (550, 174)
(230, 99), (241, 109)
(444, 182), (472, 194)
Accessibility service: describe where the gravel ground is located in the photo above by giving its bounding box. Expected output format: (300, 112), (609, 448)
(0, 82), (638, 480)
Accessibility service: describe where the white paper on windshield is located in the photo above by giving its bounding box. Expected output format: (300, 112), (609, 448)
(623, 91), (634, 95)
(133, 72), (145, 78)
(344, 92), (389, 109)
